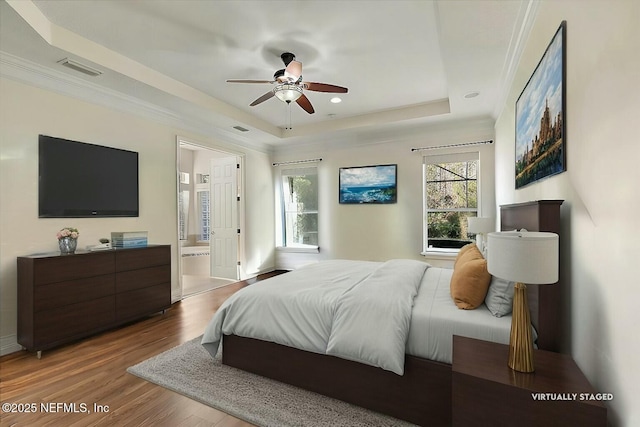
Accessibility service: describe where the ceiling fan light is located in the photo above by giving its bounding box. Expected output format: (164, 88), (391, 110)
(274, 84), (303, 103)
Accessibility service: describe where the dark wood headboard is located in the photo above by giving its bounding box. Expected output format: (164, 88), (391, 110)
(499, 200), (563, 352)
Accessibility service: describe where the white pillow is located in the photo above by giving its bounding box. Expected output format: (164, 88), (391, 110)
(484, 276), (515, 317)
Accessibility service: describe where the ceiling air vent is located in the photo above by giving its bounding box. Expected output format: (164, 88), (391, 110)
(57, 58), (103, 77)
(233, 126), (249, 132)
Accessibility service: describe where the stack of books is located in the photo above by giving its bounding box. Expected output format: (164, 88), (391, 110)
(111, 231), (148, 248)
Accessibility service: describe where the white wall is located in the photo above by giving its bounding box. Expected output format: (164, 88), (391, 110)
(0, 77), (275, 355)
(273, 119), (496, 269)
(494, 1), (639, 425)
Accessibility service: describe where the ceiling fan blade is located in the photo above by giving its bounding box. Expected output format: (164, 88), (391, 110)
(304, 82), (348, 93)
(296, 94), (315, 114)
(227, 79), (273, 84)
(250, 91), (275, 106)
(284, 60), (302, 81)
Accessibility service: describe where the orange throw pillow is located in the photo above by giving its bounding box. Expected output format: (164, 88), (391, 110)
(454, 243), (479, 269)
(450, 244), (491, 309)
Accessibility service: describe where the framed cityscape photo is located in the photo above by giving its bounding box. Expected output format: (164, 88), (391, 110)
(515, 21), (566, 189)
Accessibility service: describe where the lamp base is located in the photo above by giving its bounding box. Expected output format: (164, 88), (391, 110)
(508, 282), (534, 373)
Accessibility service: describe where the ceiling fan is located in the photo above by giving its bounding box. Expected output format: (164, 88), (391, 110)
(226, 52), (348, 114)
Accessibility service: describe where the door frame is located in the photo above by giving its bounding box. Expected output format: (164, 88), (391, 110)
(175, 136), (245, 300)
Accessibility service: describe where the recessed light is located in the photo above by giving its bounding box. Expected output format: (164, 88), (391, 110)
(330, 97), (342, 104)
(464, 91), (480, 99)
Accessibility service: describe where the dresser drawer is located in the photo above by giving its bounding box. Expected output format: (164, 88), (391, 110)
(34, 296), (116, 348)
(116, 282), (170, 322)
(116, 265), (171, 292)
(33, 252), (114, 285)
(34, 274), (115, 312)
(115, 246), (170, 271)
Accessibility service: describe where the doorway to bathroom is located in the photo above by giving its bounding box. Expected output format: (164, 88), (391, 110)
(177, 137), (244, 298)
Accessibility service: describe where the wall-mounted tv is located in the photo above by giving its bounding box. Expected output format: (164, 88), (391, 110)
(339, 164), (397, 204)
(39, 135), (139, 218)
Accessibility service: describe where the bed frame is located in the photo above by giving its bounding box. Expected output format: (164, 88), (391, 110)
(222, 200), (563, 426)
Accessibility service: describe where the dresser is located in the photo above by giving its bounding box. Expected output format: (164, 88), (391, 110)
(17, 245), (171, 357)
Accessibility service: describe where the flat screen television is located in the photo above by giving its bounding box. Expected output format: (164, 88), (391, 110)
(339, 164), (397, 204)
(39, 135), (139, 218)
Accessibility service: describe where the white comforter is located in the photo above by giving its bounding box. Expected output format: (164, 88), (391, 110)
(201, 259), (428, 375)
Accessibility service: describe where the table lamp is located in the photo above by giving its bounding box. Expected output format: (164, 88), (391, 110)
(486, 231), (559, 373)
(467, 217), (494, 254)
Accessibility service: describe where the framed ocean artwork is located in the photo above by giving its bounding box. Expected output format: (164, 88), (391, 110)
(339, 164), (397, 204)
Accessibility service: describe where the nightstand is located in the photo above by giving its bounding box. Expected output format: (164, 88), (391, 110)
(452, 336), (607, 427)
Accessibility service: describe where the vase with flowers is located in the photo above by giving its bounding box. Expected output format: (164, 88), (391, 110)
(57, 227), (79, 254)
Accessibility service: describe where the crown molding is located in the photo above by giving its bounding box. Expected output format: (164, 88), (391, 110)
(272, 115), (495, 157)
(0, 51), (272, 154)
(492, 0), (540, 119)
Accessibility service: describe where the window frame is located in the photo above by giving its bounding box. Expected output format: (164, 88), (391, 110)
(422, 152), (480, 256)
(278, 165), (319, 252)
(195, 184), (210, 243)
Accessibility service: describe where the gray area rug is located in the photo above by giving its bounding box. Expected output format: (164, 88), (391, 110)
(127, 336), (416, 427)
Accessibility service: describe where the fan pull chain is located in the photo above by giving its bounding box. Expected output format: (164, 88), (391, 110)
(285, 101), (293, 130)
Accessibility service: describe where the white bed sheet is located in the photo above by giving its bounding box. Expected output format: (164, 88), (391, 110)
(406, 266), (513, 364)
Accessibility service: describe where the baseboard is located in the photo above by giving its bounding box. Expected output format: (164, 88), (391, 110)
(242, 266), (277, 280)
(275, 250), (320, 271)
(0, 334), (23, 356)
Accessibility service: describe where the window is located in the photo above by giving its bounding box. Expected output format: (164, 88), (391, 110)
(196, 187), (210, 242)
(281, 167), (318, 248)
(423, 152), (479, 253)
(178, 190), (189, 240)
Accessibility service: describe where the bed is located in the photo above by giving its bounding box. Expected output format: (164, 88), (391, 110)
(202, 200), (563, 426)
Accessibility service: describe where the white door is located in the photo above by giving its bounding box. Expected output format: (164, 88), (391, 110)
(209, 156), (238, 280)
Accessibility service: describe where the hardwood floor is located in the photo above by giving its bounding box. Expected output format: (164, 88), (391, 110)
(182, 275), (237, 298)
(0, 271), (286, 427)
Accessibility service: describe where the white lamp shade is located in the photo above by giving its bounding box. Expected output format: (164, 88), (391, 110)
(274, 84), (303, 102)
(467, 217), (494, 234)
(487, 231), (559, 284)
